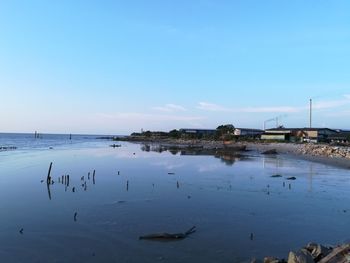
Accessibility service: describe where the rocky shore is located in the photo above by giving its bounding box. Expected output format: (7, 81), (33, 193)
(244, 142), (350, 169)
(298, 144), (350, 159)
(259, 242), (350, 263)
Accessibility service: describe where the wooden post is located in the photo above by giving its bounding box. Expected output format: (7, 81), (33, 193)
(47, 162), (53, 185)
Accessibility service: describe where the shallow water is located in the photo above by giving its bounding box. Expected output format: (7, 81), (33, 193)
(1, 139), (350, 262)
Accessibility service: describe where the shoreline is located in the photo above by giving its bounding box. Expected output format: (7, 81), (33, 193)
(244, 142), (350, 170)
(114, 137), (350, 169)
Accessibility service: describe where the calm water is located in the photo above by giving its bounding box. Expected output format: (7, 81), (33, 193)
(1, 135), (350, 262)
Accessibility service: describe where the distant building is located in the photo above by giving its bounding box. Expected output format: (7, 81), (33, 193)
(179, 128), (216, 135)
(328, 131), (350, 143)
(234, 128), (263, 137)
(261, 128), (338, 142)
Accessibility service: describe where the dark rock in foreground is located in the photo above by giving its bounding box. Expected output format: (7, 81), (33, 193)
(262, 149), (278, 155)
(259, 242), (350, 263)
(0, 146), (17, 151)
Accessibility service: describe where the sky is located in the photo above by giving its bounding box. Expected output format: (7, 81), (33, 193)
(0, 0), (350, 135)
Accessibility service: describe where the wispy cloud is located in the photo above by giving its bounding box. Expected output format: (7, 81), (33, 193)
(197, 102), (300, 113)
(197, 95), (350, 114)
(313, 95), (350, 110)
(97, 112), (203, 122)
(325, 110), (350, 117)
(197, 102), (231, 112)
(241, 106), (300, 113)
(153, 104), (187, 112)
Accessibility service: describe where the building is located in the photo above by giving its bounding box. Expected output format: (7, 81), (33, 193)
(179, 128), (216, 136)
(328, 131), (350, 143)
(261, 127), (338, 142)
(303, 128), (338, 142)
(234, 128), (263, 137)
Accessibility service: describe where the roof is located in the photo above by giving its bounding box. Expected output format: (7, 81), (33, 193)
(180, 128), (216, 131)
(265, 127), (338, 132)
(328, 132), (350, 138)
(235, 128), (263, 132)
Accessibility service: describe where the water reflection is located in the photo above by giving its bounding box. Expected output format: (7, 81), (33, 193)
(140, 144), (247, 166)
(46, 182), (51, 200)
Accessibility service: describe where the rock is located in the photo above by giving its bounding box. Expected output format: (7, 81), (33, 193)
(287, 249), (314, 263)
(286, 177), (297, 180)
(271, 174), (283, 178)
(305, 243), (332, 261)
(262, 149), (278, 155)
(318, 244), (350, 263)
(264, 256), (281, 263)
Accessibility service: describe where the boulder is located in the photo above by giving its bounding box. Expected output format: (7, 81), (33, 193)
(262, 149), (278, 155)
(271, 174), (283, 178)
(318, 244), (350, 263)
(287, 249), (314, 263)
(264, 256), (281, 263)
(286, 177), (297, 180)
(305, 243), (332, 261)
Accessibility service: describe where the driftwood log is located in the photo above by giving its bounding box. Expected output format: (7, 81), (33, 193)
(139, 226), (196, 240)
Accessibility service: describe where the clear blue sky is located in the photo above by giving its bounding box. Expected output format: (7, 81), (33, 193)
(1, 0), (350, 134)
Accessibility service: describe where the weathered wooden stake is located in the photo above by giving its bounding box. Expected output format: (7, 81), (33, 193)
(47, 162), (53, 185)
(47, 183), (52, 200)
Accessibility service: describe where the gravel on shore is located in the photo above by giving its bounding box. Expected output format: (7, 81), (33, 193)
(245, 142), (350, 169)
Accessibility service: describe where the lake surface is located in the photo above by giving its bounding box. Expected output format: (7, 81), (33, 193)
(1, 134), (350, 262)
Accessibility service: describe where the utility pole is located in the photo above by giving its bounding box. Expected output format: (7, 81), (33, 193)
(309, 99), (312, 128)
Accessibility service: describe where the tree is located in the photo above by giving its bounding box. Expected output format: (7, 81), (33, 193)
(168, 129), (181, 138)
(143, 130), (152, 137)
(215, 124), (235, 140)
